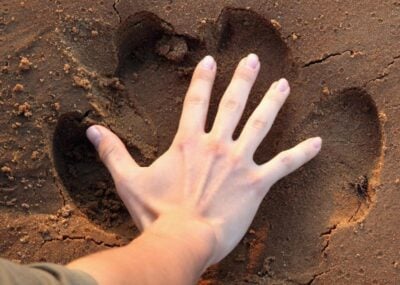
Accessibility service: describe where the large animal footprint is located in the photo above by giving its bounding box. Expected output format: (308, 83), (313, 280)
(53, 7), (383, 283)
(114, 8), (295, 153)
(222, 87), (383, 283)
(52, 7), (294, 237)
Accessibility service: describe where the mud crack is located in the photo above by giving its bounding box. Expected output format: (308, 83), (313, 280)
(41, 235), (120, 248)
(55, 183), (67, 207)
(364, 54), (400, 86)
(302, 50), (357, 68)
(320, 224), (338, 256)
(304, 269), (332, 285)
(320, 224), (338, 237)
(113, 0), (121, 23)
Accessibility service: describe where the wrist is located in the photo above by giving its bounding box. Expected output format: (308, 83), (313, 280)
(142, 210), (217, 272)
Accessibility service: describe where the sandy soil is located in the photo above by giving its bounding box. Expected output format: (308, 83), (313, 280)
(1, 0), (400, 284)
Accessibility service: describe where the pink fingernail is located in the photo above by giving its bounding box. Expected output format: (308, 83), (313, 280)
(276, 78), (289, 93)
(246, 53), (259, 69)
(86, 126), (102, 149)
(313, 137), (322, 150)
(201, 55), (215, 70)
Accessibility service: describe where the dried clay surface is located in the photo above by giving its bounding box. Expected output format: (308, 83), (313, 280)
(0, 1), (399, 284)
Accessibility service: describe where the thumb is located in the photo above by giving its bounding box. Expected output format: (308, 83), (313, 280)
(86, 125), (139, 180)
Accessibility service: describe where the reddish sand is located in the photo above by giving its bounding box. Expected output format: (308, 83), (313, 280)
(0, 1), (399, 284)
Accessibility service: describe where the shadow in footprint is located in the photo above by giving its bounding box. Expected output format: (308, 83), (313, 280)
(52, 112), (137, 239)
(115, 8), (295, 155)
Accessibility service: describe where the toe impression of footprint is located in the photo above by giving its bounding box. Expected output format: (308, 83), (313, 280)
(53, 8), (383, 281)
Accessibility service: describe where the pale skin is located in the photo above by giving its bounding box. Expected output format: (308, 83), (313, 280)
(67, 54), (322, 285)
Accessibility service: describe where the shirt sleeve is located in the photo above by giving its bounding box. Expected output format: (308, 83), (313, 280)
(0, 258), (97, 285)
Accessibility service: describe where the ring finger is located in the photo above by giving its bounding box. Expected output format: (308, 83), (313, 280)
(236, 78), (290, 158)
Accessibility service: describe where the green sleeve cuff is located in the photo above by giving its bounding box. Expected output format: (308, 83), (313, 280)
(0, 258), (98, 285)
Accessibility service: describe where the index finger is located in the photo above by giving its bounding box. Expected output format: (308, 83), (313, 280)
(177, 56), (217, 138)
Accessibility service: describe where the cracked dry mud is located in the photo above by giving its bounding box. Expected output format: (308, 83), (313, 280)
(1, 1), (400, 284)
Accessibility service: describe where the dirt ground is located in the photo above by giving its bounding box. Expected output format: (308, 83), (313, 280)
(1, 0), (400, 284)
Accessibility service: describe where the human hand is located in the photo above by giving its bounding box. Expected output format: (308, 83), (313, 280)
(86, 54), (321, 267)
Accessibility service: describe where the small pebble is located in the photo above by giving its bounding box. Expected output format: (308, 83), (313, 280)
(73, 76), (91, 90)
(270, 19), (282, 30)
(63, 64), (71, 74)
(18, 57), (32, 71)
(21, 203), (30, 209)
(1, 166), (12, 174)
(12, 84), (24, 93)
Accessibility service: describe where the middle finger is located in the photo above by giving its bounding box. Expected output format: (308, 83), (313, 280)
(211, 54), (260, 140)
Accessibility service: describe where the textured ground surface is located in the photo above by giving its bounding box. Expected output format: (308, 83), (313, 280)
(0, 1), (400, 284)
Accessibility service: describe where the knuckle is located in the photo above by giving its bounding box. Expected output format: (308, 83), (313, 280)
(223, 98), (241, 111)
(251, 118), (269, 130)
(279, 151), (294, 169)
(185, 92), (207, 107)
(114, 175), (131, 189)
(247, 171), (265, 190)
(175, 137), (196, 153)
(235, 67), (256, 83)
(228, 151), (243, 168)
(193, 69), (214, 82)
(99, 140), (118, 163)
(115, 173), (140, 193)
(206, 137), (227, 157)
(265, 94), (284, 108)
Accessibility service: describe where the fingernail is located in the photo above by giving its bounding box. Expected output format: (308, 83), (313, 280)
(246, 53), (259, 69)
(276, 78), (289, 93)
(86, 126), (102, 149)
(313, 137), (322, 150)
(201, 55), (215, 70)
